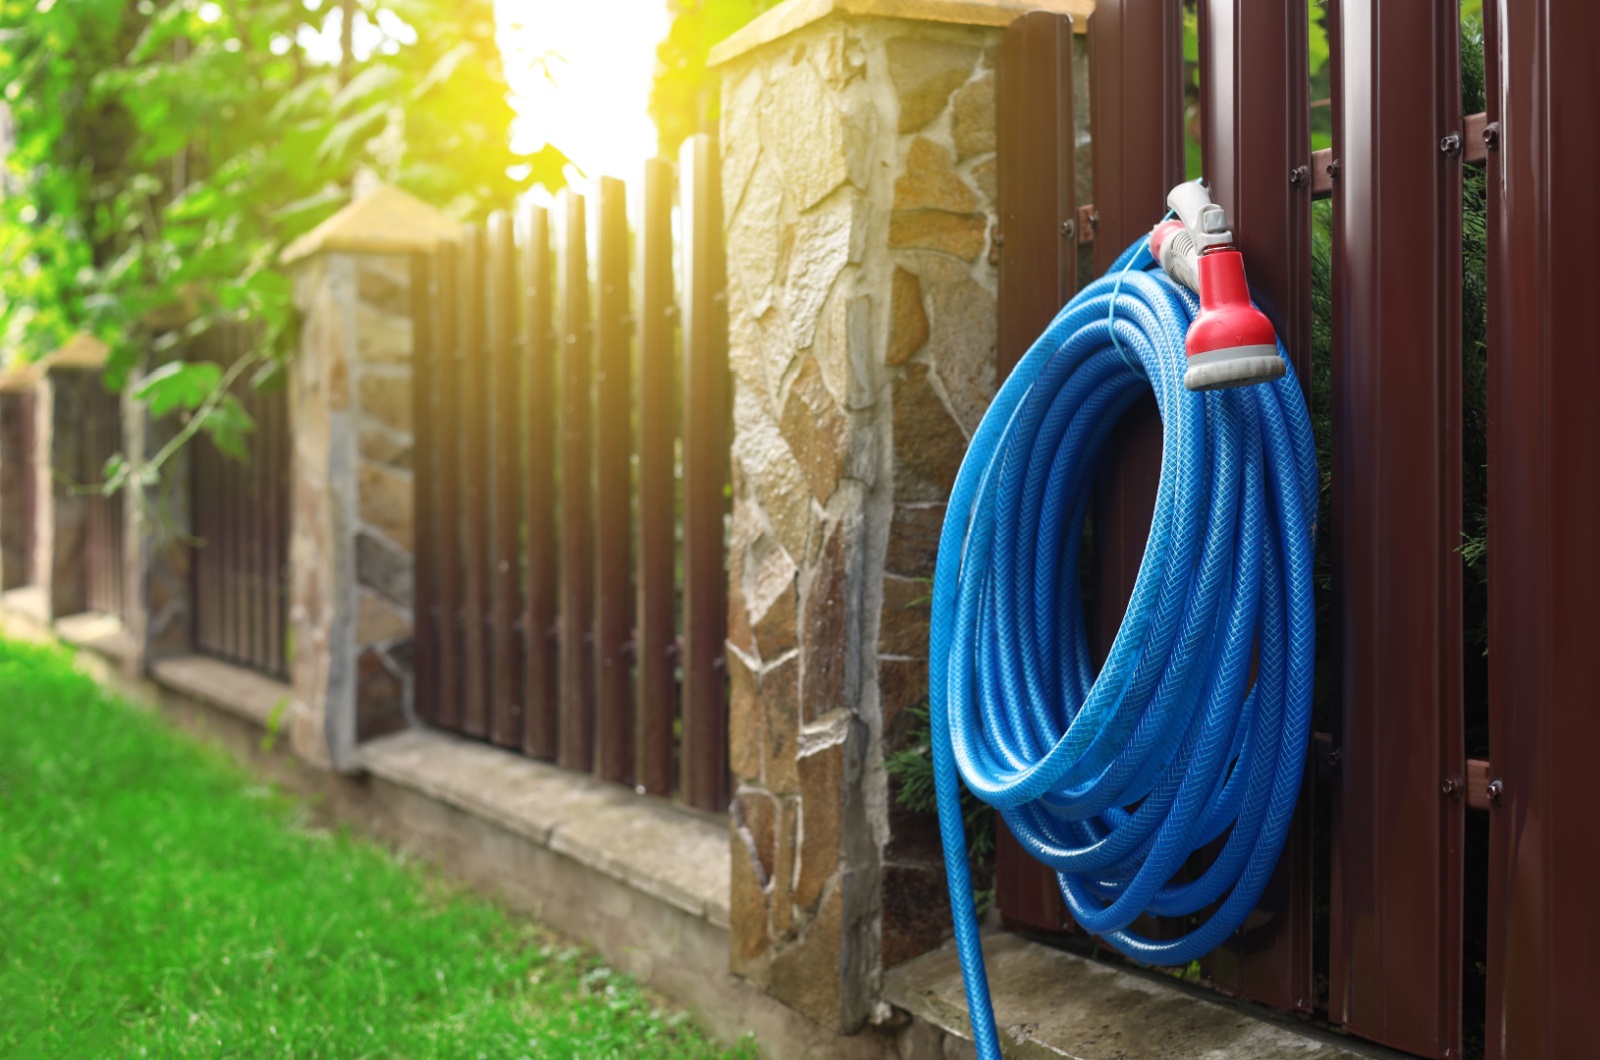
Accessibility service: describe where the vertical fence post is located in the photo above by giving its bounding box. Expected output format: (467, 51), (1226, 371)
(593, 177), (635, 785)
(1327, 0), (1464, 1052)
(489, 211), (525, 748)
(522, 205), (560, 760)
(635, 158), (678, 798)
(410, 250), (439, 725)
(433, 240), (465, 732)
(458, 225), (493, 738)
(558, 191), (596, 773)
(992, 8), (1080, 933)
(678, 134), (728, 815)
(1485, 2), (1600, 1056)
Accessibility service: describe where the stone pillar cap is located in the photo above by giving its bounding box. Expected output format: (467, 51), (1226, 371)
(280, 183), (462, 267)
(38, 333), (110, 373)
(709, 0), (1092, 67)
(0, 363), (41, 393)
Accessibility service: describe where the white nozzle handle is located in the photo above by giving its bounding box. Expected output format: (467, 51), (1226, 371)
(1154, 223), (1202, 294)
(1166, 181), (1233, 250)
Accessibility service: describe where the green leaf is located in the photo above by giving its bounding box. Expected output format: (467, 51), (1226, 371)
(200, 392), (256, 463)
(1308, 0), (1330, 77)
(133, 360), (222, 419)
(330, 64), (401, 116)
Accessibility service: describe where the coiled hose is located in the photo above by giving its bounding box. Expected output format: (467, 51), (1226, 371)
(929, 235), (1318, 1059)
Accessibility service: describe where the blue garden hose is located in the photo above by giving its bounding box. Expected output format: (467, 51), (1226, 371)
(928, 234), (1318, 1059)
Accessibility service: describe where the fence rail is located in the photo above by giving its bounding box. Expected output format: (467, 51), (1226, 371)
(993, 1), (1597, 1056)
(411, 134), (730, 813)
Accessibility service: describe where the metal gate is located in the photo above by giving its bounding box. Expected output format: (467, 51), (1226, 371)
(81, 378), (126, 620)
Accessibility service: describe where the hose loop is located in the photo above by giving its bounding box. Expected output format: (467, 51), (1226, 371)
(929, 236), (1318, 1060)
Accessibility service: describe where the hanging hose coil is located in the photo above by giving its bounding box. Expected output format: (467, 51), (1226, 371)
(929, 235), (1319, 1060)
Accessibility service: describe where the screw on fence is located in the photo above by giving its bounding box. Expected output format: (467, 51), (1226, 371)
(1060, 218), (1075, 239)
(1290, 165), (1310, 188)
(1487, 779), (1505, 807)
(1440, 132), (1462, 157)
(1441, 775), (1463, 799)
(1483, 121), (1500, 150)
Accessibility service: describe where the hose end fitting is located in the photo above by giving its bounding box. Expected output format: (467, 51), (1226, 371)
(1184, 249), (1286, 392)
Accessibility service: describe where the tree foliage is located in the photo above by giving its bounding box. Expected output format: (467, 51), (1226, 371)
(0, 0), (557, 482)
(649, 0), (780, 160)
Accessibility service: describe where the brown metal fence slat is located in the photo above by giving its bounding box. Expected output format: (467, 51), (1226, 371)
(489, 211), (525, 749)
(522, 205), (560, 761)
(1484, 2), (1600, 1055)
(558, 191), (596, 773)
(411, 250), (440, 725)
(433, 241), (465, 730)
(635, 158), (679, 799)
(1327, 0), (1465, 1053)
(593, 177), (635, 785)
(459, 225), (493, 738)
(679, 134), (729, 814)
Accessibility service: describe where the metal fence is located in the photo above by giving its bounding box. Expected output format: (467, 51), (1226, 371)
(81, 378), (126, 620)
(0, 390), (37, 591)
(409, 134), (729, 814)
(190, 324), (292, 680)
(992, 2), (1597, 1057)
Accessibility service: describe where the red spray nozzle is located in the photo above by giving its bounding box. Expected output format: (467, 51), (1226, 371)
(1183, 249), (1286, 391)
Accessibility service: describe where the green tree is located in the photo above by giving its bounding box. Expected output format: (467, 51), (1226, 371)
(649, 0), (780, 160)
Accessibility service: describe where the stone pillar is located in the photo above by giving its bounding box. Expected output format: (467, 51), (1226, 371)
(714, 0), (1087, 1033)
(281, 185), (459, 772)
(32, 335), (112, 621)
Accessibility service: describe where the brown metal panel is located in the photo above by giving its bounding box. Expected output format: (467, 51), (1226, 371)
(263, 366), (288, 679)
(522, 205), (560, 761)
(1197, 0), (1315, 1011)
(1088, 0), (1185, 272)
(1327, 0), (1464, 1053)
(678, 135), (728, 814)
(459, 225), (492, 738)
(996, 10), (1076, 379)
(635, 159), (679, 799)
(1485, 2), (1600, 1056)
(593, 177), (635, 786)
(433, 241), (465, 732)
(488, 212), (525, 749)
(990, 7), (1080, 933)
(411, 251), (439, 725)
(558, 191), (596, 773)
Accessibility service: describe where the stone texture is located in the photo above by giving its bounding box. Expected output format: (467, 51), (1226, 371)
(889, 211), (987, 261)
(879, 575), (932, 659)
(784, 195), (860, 351)
(886, 37), (979, 133)
(810, 27), (866, 90)
(794, 732), (847, 911)
(817, 292), (875, 412)
(728, 161), (786, 319)
(357, 461), (413, 551)
(768, 882), (845, 1026)
(354, 302), (411, 363)
(356, 529), (413, 607)
(356, 647), (407, 740)
(906, 254), (997, 436)
(731, 817), (772, 963)
(888, 267), (930, 367)
(358, 372), (411, 432)
(761, 654), (801, 797)
(733, 387), (812, 564)
(887, 504), (945, 578)
(357, 587), (412, 644)
(893, 364), (968, 503)
(721, 67), (766, 213)
(747, 534), (799, 659)
(729, 647), (764, 784)
(359, 427), (412, 469)
(951, 73), (995, 159)
(971, 157), (996, 204)
(760, 59), (852, 211)
(894, 137), (978, 214)
(799, 523), (851, 723)
(779, 357), (850, 505)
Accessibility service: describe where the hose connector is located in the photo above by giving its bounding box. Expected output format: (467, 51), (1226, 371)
(1154, 182), (1287, 392)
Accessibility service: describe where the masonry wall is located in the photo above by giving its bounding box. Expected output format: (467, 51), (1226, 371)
(718, 16), (1002, 1032)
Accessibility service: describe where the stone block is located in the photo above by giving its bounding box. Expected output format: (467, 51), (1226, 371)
(356, 646), (408, 741)
(356, 255), (411, 315)
(731, 813), (773, 964)
(799, 522), (851, 723)
(358, 427), (412, 470)
(951, 73), (995, 160)
(888, 267), (930, 367)
(357, 372), (412, 433)
(732, 386), (812, 564)
(784, 194), (860, 351)
(354, 301), (412, 363)
(747, 533), (799, 659)
(971, 157), (996, 205)
(817, 292), (875, 412)
(728, 647), (765, 784)
(888, 211), (987, 262)
(761, 653), (801, 796)
(879, 574), (932, 659)
(728, 160), (786, 319)
(907, 253), (996, 436)
(779, 357), (850, 506)
(357, 460), (414, 552)
(886, 37), (979, 133)
(768, 875), (845, 1025)
(356, 529), (413, 607)
(887, 503), (945, 579)
(894, 137), (978, 214)
(356, 587), (412, 645)
(722, 66), (766, 212)
(793, 731), (846, 910)
(771, 796), (798, 939)
(892, 364), (967, 503)
(760, 59), (852, 212)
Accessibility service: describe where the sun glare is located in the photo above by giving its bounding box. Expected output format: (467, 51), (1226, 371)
(496, 0), (672, 189)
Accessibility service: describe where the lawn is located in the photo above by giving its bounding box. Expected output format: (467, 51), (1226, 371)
(0, 635), (753, 1059)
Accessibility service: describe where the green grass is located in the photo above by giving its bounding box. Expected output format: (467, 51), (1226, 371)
(0, 636), (755, 1059)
